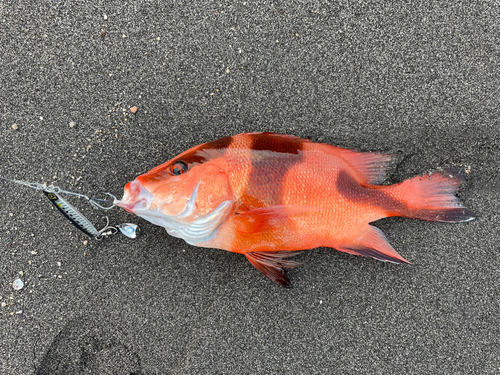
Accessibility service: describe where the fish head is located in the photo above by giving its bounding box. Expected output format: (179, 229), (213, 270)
(115, 138), (235, 244)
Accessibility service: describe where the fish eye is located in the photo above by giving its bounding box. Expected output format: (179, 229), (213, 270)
(170, 161), (188, 175)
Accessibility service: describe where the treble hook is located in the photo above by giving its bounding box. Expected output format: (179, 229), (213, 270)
(96, 216), (118, 240)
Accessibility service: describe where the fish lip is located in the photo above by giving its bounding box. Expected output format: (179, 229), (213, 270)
(115, 181), (154, 213)
(114, 200), (132, 211)
(115, 198), (150, 212)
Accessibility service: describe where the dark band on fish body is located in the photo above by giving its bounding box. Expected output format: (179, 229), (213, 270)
(336, 170), (406, 213)
(249, 133), (306, 155)
(169, 135), (234, 168)
(245, 133), (305, 206)
(202, 135), (233, 153)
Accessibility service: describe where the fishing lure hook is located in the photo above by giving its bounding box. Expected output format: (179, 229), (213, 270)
(95, 217), (119, 240)
(89, 193), (117, 210)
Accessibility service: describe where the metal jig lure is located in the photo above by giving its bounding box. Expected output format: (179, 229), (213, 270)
(43, 191), (117, 239)
(1, 176), (138, 240)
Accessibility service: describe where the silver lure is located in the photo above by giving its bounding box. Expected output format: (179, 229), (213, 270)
(43, 190), (103, 238)
(0, 176), (137, 239)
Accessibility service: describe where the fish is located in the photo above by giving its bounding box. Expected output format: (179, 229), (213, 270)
(115, 132), (475, 286)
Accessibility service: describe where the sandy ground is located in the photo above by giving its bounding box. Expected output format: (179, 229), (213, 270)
(1, 1), (499, 374)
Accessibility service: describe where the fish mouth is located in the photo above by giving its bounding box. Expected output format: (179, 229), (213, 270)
(114, 181), (154, 213)
(116, 180), (233, 245)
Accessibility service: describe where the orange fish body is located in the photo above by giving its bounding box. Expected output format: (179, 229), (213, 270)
(116, 133), (475, 286)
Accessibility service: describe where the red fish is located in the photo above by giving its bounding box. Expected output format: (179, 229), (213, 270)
(116, 133), (475, 286)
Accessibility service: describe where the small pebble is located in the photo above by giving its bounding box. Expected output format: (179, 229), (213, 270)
(83, 240), (88, 246)
(57, 262), (61, 267)
(69, 121), (76, 128)
(1, 302), (6, 307)
(130, 106), (138, 114)
(12, 279), (24, 291)
(103, 14), (108, 20)
(12, 124), (18, 130)
(100, 30), (106, 38)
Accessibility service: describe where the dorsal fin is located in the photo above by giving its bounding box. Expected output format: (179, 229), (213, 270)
(339, 149), (396, 185)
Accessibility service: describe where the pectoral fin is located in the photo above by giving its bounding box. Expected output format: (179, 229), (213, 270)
(245, 251), (303, 287)
(234, 205), (323, 234)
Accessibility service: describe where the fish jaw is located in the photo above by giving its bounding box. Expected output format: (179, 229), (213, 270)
(115, 180), (234, 245)
(115, 180), (154, 213)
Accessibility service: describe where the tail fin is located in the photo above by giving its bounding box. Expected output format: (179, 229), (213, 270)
(397, 168), (475, 223)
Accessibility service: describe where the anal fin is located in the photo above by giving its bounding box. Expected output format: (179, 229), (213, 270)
(339, 225), (410, 264)
(245, 251), (303, 287)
